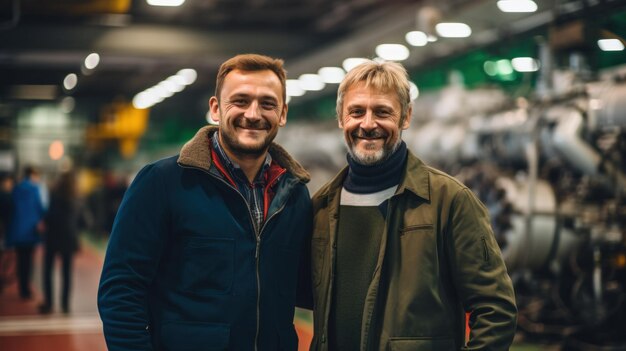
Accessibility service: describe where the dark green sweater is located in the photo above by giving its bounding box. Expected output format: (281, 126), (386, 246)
(329, 205), (384, 351)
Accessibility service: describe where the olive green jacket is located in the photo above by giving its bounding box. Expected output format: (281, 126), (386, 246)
(310, 152), (517, 351)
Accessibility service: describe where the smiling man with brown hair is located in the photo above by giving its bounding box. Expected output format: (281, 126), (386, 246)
(98, 54), (313, 351)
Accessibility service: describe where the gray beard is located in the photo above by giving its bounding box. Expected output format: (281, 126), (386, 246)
(345, 136), (402, 166)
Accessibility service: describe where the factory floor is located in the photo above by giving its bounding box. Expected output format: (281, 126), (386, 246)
(0, 237), (556, 351)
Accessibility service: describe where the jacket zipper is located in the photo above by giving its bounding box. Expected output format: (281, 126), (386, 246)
(179, 164), (287, 351)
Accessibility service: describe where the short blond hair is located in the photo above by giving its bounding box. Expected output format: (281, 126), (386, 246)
(336, 60), (411, 123)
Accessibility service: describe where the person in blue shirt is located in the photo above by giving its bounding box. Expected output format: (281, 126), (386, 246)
(6, 165), (45, 299)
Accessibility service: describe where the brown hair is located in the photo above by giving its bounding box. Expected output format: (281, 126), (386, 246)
(336, 60), (411, 124)
(53, 171), (77, 200)
(215, 54), (287, 103)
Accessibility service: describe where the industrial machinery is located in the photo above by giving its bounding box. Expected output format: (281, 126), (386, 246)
(404, 67), (626, 349)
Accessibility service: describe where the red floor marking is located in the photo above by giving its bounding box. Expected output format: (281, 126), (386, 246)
(0, 333), (106, 351)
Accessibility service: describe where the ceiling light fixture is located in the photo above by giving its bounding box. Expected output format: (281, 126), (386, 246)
(511, 57), (540, 72)
(176, 68), (197, 85)
(318, 67), (345, 84)
(146, 0), (185, 7)
(286, 79), (305, 97)
(375, 44), (410, 61)
(84, 53), (100, 70)
(435, 23), (472, 38)
(405, 31), (428, 47)
(598, 39), (625, 51)
(342, 58), (368, 72)
(497, 0), (538, 13)
(63, 73), (78, 91)
(298, 74), (326, 91)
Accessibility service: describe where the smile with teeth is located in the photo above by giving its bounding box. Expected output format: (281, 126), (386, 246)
(235, 119), (269, 131)
(353, 129), (387, 140)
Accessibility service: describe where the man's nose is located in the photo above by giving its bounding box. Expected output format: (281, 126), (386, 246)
(244, 100), (261, 119)
(360, 111), (377, 130)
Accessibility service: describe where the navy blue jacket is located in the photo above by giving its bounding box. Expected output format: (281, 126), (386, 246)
(6, 179), (44, 248)
(98, 126), (313, 351)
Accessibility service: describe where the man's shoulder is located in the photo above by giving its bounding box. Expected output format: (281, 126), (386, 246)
(422, 165), (467, 190)
(404, 154), (469, 201)
(131, 155), (181, 184)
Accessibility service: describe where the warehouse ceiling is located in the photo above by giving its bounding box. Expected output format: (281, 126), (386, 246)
(0, 0), (625, 123)
(0, 0), (418, 103)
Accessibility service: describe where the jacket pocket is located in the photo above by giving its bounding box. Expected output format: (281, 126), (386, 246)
(311, 235), (328, 287)
(388, 336), (455, 351)
(181, 237), (234, 295)
(160, 321), (229, 351)
(399, 224), (433, 236)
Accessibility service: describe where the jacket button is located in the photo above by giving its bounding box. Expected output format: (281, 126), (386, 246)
(321, 335), (326, 343)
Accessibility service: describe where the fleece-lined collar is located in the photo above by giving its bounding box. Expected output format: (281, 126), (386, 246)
(177, 125), (311, 183)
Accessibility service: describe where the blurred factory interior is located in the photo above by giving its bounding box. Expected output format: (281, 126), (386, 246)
(1, 0), (626, 350)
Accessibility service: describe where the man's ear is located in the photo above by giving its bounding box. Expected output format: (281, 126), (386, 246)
(208, 96), (220, 124)
(279, 101), (288, 127)
(401, 105), (413, 130)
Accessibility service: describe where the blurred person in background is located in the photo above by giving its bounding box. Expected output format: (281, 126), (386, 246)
(39, 171), (80, 314)
(0, 173), (14, 293)
(308, 61), (517, 351)
(98, 54), (312, 350)
(6, 165), (45, 299)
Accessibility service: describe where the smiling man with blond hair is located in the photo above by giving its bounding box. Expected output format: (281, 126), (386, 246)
(308, 60), (517, 351)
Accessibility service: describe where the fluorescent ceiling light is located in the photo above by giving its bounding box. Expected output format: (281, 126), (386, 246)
(152, 85), (174, 98)
(63, 73), (78, 91)
(162, 78), (185, 93)
(176, 69), (197, 85)
(435, 23), (472, 38)
(511, 57), (539, 72)
(318, 67), (345, 84)
(376, 44), (410, 61)
(484, 61), (497, 76)
(147, 0), (185, 6)
(496, 59), (514, 75)
(598, 39), (625, 51)
(133, 92), (155, 109)
(286, 79), (305, 97)
(342, 58), (368, 72)
(405, 31), (428, 47)
(84, 53), (100, 70)
(298, 74), (326, 91)
(497, 0), (537, 13)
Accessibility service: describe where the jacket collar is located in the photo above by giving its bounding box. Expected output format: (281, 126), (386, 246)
(317, 150), (430, 201)
(177, 125), (311, 183)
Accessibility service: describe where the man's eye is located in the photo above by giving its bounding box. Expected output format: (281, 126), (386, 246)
(261, 101), (277, 109)
(349, 109), (364, 116)
(231, 99), (247, 106)
(377, 110), (391, 117)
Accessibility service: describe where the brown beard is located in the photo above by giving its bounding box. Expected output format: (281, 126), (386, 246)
(220, 117), (276, 157)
